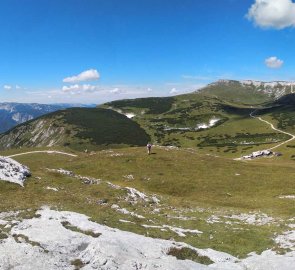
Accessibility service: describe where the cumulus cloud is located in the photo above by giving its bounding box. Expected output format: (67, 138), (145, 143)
(4, 84), (23, 90)
(265, 56), (284, 68)
(62, 84), (98, 93)
(169, 88), (178, 94)
(247, 0), (295, 29)
(63, 69), (100, 83)
(109, 88), (124, 94)
(3, 85), (12, 90)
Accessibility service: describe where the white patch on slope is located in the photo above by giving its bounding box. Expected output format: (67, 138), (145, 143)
(240, 250), (295, 270)
(275, 220), (295, 251)
(225, 213), (274, 226)
(279, 195), (295, 200)
(125, 113), (135, 118)
(164, 118), (220, 131)
(111, 204), (145, 219)
(46, 187), (58, 192)
(142, 224), (203, 237)
(206, 212), (275, 226)
(125, 187), (160, 205)
(0, 157), (30, 186)
(196, 118), (220, 130)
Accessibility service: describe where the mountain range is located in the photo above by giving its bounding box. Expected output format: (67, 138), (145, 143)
(0, 103), (95, 133)
(0, 107), (150, 151)
(1, 79), (295, 155)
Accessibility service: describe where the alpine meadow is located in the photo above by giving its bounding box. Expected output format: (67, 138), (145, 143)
(1, 1), (295, 270)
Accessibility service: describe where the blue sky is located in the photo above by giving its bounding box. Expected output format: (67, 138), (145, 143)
(1, 0), (295, 104)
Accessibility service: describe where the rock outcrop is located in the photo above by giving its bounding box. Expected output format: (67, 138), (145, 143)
(0, 157), (31, 186)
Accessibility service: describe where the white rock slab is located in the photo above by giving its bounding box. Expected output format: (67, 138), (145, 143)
(0, 156), (30, 186)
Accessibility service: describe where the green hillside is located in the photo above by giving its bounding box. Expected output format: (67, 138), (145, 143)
(2, 80), (295, 157)
(102, 90), (290, 157)
(199, 80), (294, 105)
(199, 80), (273, 105)
(0, 108), (150, 151)
(106, 97), (176, 114)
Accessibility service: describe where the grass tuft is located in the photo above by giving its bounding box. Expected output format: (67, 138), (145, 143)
(167, 247), (213, 265)
(61, 221), (101, 238)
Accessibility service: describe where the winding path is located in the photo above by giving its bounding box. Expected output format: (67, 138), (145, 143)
(8, 150), (77, 158)
(250, 110), (295, 150)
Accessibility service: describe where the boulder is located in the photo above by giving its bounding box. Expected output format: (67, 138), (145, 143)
(0, 157), (31, 186)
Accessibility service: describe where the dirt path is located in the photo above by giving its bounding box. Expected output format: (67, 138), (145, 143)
(8, 150), (78, 158)
(250, 110), (295, 150)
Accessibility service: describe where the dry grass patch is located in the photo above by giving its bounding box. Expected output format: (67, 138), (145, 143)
(167, 247), (213, 265)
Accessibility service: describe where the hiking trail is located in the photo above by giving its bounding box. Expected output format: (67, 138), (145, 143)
(250, 110), (295, 151)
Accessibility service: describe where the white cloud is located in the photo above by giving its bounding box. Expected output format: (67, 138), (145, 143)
(13, 82), (202, 104)
(3, 84), (23, 90)
(62, 84), (98, 93)
(247, 0), (295, 29)
(147, 87), (152, 92)
(169, 88), (178, 94)
(265, 56), (284, 68)
(109, 88), (124, 94)
(63, 69), (100, 83)
(3, 85), (12, 90)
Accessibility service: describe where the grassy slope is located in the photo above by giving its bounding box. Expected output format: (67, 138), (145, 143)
(199, 81), (274, 105)
(0, 108), (151, 151)
(1, 146), (294, 257)
(101, 92), (288, 158)
(1, 87), (295, 258)
(61, 108), (151, 149)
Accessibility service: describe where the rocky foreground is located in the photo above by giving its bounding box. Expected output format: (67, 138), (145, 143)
(0, 207), (294, 270)
(0, 156), (30, 186)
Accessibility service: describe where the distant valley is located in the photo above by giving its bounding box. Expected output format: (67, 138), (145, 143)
(0, 102), (95, 133)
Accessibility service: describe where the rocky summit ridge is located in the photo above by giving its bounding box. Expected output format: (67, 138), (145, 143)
(207, 79), (295, 99)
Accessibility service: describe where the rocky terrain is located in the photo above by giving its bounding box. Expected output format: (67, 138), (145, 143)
(0, 156), (30, 186)
(205, 80), (295, 99)
(0, 207), (294, 270)
(0, 143), (293, 269)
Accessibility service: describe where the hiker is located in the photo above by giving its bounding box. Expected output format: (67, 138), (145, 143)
(147, 143), (152, 155)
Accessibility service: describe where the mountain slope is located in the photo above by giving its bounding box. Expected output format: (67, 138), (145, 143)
(0, 108), (150, 150)
(0, 103), (86, 133)
(101, 81), (295, 156)
(199, 80), (295, 105)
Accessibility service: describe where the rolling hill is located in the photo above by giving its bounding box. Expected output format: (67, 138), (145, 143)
(199, 79), (295, 104)
(2, 80), (295, 157)
(0, 103), (69, 133)
(0, 108), (150, 151)
(0, 103), (94, 133)
(101, 80), (295, 157)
